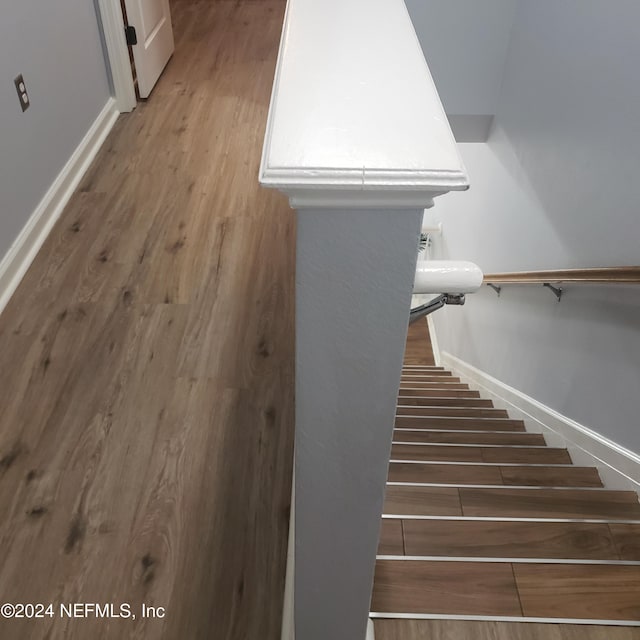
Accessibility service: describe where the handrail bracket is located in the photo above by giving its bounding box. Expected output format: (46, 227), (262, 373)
(410, 293), (466, 323)
(543, 282), (563, 301)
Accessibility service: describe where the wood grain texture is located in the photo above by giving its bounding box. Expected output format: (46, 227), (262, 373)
(390, 444), (569, 464)
(514, 564), (640, 620)
(378, 520), (405, 555)
(0, 1), (293, 638)
(403, 318), (435, 365)
(484, 266), (640, 284)
(402, 519), (620, 559)
(460, 488), (640, 519)
(392, 430), (546, 445)
(500, 465), (603, 487)
(394, 416), (526, 431)
(374, 619), (640, 640)
(397, 397), (494, 407)
(609, 524), (640, 560)
(396, 407), (509, 418)
(387, 462), (504, 485)
(384, 486), (461, 516)
(371, 560), (522, 616)
(400, 379), (464, 387)
(387, 462), (602, 486)
(398, 387), (475, 396)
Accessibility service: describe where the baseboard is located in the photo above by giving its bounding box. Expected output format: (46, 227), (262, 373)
(0, 97), (119, 316)
(281, 469), (295, 640)
(367, 618), (375, 640)
(441, 351), (640, 492)
(426, 314), (440, 366)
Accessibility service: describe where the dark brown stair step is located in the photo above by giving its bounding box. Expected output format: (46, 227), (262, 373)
(460, 488), (640, 520)
(401, 380), (468, 393)
(372, 559), (521, 616)
(378, 519), (404, 555)
(402, 366), (446, 371)
(609, 524), (640, 561)
(400, 376), (461, 384)
(388, 462), (504, 485)
(399, 387), (474, 396)
(401, 519), (620, 560)
(372, 560), (640, 620)
(398, 397), (494, 407)
(393, 429), (545, 446)
(387, 462), (603, 487)
(514, 563), (640, 620)
(390, 444), (571, 465)
(396, 407), (509, 418)
(395, 416), (526, 431)
(402, 371), (452, 378)
(385, 486), (461, 516)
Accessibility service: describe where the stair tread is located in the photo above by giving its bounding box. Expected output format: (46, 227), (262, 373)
(399, 377), (462, 384)
(395, 416), (526, 431)
(392, 430), (546, 445)
(397, 397), (494, 407)
(385, 486), (640, 519)
(399, 519), (620, 560)
(372, 560), (640, 620)
(398, 387), (480, 398)
(396, 407), (509, 418)
(387, 462), (603, 486)
(609, 524), (640, 561)
(390, 444), (571, 464)
(385, 486), (461, 516)
(460, 487), (640, 520)
(372, 559), (522, 616)
(514, 563), (640, 620)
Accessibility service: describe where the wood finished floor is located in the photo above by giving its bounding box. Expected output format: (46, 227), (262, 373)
(0, 1), (293, 639)
(373, 321), (640, 628)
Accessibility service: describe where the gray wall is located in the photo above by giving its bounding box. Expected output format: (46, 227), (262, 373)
(426, 0), (640, 453)
(0, 0), (111, 260)
(404, 0), (517, 116)
(295, 208), (422, 640)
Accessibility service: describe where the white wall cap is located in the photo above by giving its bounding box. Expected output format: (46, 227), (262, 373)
(260, 0), (469, 209)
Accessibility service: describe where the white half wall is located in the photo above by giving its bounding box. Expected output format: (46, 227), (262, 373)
(426, 0), (640, 455)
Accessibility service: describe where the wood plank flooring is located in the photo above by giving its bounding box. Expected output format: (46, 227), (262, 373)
(373, 325), (640, 629)
(0, 1), (293, 639)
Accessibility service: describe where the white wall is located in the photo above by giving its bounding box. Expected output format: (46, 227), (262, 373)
(426, 0), (640, 453)
(404, 0), (517, 116)
(0, 0), (111, 260)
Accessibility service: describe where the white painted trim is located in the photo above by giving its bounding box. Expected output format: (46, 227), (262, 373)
(386, 482), (611, 491)
(366, 618), (375, 640)
(97, 0), (137, 112)
(389, 460), (576, 467)
(426, 313), (441, 366)
(0, 98), (119, 317)
(376, 555), (640, 565)
(281, 469), (294, 640)
(381, 514), (640, 523)
(369, 613), (640, 626)
(442, 351), (640, 492)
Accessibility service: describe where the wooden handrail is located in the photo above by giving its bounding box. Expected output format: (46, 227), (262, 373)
(483, 266), (640, 284)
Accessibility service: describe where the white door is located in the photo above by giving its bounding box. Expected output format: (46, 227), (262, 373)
(124, 0), (174, 98)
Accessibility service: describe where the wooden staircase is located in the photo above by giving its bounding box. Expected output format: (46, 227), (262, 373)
(371, 325), (640, 629)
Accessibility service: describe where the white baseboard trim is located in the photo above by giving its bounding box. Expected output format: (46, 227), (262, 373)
(426, 314), (440, 366)
(281, 469), (295, 640)
(367, 618), (375, 640)
(441, 351), (640, 492)
(0, 97), (119, 316)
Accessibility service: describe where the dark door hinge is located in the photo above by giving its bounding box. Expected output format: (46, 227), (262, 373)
(125, 25), (137, 46)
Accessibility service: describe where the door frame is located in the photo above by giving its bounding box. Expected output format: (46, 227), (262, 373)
(97, 0), (137, 112)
